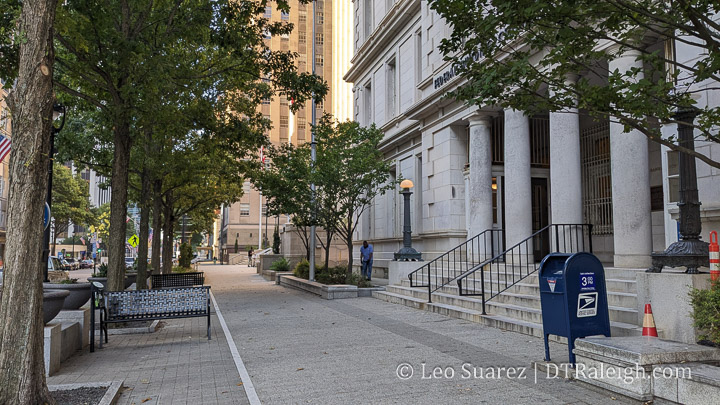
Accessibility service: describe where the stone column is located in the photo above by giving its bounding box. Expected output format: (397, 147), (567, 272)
(468, 114), (495, 260)
(609, 49), (652, 268)
(468, 114), (494, 238)
(550, 75), (583, 250)
(504, 109), (533, 250)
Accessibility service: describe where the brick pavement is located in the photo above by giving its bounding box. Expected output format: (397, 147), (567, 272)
(48, 315), (248, 405)
(48, 263), (639, 404)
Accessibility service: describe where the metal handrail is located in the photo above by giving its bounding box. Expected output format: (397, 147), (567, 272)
(408, 228), (504, 303)
(456, 224), (593, 314)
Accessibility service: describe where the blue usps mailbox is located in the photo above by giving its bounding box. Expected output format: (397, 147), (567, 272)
(538, 252), (611, 364)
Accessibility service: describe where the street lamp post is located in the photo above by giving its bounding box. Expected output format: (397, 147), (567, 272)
(42, 103), (66, 282)
(648, 108), (709, 273)
(394, 180), (422, 261)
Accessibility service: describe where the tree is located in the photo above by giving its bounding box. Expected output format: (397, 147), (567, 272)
(178, 243), (193, 269)
(272, 225), (281, 254)
(50, 163), (93, 255)
(53, 0), (326, 290)
(431, 0), (720, 168)
(314, 117), (395, 274)
(0, 0), (60, 401)
(250, 116), (394, 271)
(248, 143), (315, 259)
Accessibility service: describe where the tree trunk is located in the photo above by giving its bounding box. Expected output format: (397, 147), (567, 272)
(151, 179), (162, 273)
(346, 237), (354, 277)
(51, 222), (68, 256)
(161, 195), (174, 274)
(107, 120), (132, 291)
(0, 0), (58, 403)
(324, 231), (332, 270)
(51, 228), (58, 256)
(345, 217), (355, 277)
(294, 225), (310, 260)
(135, 170), (151, 289)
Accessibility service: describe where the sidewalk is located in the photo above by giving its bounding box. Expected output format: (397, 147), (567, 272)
(208, 264), (637, 404)
(49, 263), (637, 404)
(47, 306), (248, 404)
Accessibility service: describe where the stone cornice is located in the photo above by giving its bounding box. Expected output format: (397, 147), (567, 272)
(344, 0), (421, 83)
(378, 119), (421, 151)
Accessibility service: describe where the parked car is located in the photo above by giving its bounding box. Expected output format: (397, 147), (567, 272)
(59, 258), (72, 271)
(125, 257), (135, 270)
(65, 258), (80, 270)
(48, 256), (64, 272)
(79, 259), (93, 269)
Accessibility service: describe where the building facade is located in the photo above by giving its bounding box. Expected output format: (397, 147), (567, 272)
(221, 0), (353, 256)
(344, 0), (720, 273)
(0, 78), (11, 267)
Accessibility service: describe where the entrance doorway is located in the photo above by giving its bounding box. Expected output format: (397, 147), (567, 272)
(531, 177), (549, 261)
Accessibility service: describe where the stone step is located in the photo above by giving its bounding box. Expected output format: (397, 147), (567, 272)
(373, 290), (643, 339)
(410, 265), (645, 286)
(402, 277), (637, 302)
(387, 285), (638, 325)
(394, 281), (636, 310)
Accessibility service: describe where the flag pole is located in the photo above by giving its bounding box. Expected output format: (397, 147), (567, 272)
(308, 0), (318, 281)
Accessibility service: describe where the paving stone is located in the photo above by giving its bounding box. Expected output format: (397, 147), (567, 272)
(51, 263), (641, 404)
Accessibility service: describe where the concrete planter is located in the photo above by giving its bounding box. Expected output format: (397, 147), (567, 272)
(87, 276), (133, 290)
(261, 269), (293, 282)
(279, 275), (359, 299)
(43, 290), (70, 324)
(573, 336), (720, 401)
(44, 282), (91, 310)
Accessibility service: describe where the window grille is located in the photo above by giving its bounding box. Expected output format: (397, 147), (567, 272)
(529, 116), (550, 168)
(581, 121), (613, 235)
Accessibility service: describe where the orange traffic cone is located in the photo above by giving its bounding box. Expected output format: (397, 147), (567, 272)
(642, 304), (659, 337)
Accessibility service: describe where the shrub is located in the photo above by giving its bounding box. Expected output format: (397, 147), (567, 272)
(690, 280), (720, 346)
(93, 263), (108, 277)
(269, 257), (290, 272)
(272, 226), (281, 254)
(293, 259), (324, 279)
(178, 243), (193, 268)
(172, 266), (192, 274)
(346, 272), (373, 288)
(294, 259), (310, 279)
(316, 265), (347, 285)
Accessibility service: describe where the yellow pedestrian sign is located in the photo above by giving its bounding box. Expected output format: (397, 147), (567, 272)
(128, 234), (139, 248)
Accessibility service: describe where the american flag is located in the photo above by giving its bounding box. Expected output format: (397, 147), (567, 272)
(0, 134), (10, 163)
(80, 237), (86, 245)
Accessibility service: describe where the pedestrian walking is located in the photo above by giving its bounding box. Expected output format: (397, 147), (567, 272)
(248, 247), (254, 267)
(360, 241), (373, 281)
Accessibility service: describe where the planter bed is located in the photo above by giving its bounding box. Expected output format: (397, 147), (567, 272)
(49, 380), (123, 405)
(261, 269), (293, 283)
(279, 275), (358, 299)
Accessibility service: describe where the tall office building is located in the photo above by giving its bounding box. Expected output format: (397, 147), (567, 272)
(221, 0), (352, 256)
(0, 79), (10, 266)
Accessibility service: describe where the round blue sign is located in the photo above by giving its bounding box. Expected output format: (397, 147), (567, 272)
(44, 202), (51, 230)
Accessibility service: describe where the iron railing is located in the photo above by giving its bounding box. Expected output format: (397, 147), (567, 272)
(456, 224), (593, 314)
(408, 229), (504, 303)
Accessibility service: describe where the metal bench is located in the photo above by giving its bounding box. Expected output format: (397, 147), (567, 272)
(150, 272), (204, 289)
(90, 284), (211, 352)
